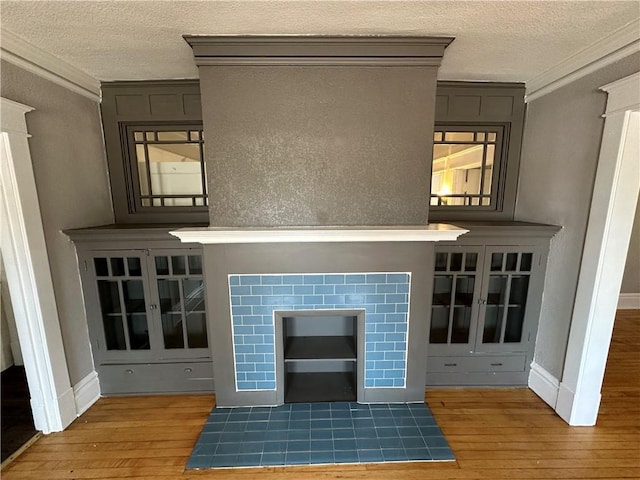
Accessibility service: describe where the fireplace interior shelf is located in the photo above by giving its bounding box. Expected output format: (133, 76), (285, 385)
(285, 372), (356, 403)
(284, 336), (356, 361)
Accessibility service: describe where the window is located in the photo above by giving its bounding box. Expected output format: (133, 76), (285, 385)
(431, 126), (505, 209)
(123, 124), (207, 210)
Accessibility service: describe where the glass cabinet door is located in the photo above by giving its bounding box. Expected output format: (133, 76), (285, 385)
(150, 252), (209, 358)
(429, 248), (483, 354)
(477, 248), (536, 352)
(92, 254), (154, 361)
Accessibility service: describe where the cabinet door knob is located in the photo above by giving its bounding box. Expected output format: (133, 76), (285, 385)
(184, 367), (193, 373)
(125, 369), (134, 374)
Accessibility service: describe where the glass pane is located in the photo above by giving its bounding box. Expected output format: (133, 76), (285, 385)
(455, 276), (475, 307)
(157, 131), (188, 141)
(464, 253), (477, 271)
(432, 276), (453, 306)
(435, 252), (448, 272)
(134, 131), (144, 141)
(429, 307), (449, 344)
(490, 253), (503, 271)
(506, 253), (518, 271)
(94, 258), (109, 276)
(141, 198), (151, 207)
(147, 143), (203, 195)
(162, 313), (184, 349)
(172, 256), (186, 275)
(146, 132), (155, 141)
(509, 275), (530, 306)
(123, 280), (146, 313)
(187, 312), (208, 348)
(127, 314), (150, 350)
(127, 257), (142, 276)
(450, 253), (463, 272)
(483, 145), (495, 195)
(487, 275), (508, 305)
(520, 253), (533, 272)
(184, 279), (205, 313)
(483, 305), (504, 343)
(505, 306), (525, 343)
(488, 132), (497, 142)
(111, 258), (125, 276)
(188, 255), (203, 275)
(484, 275), (507, 344)
(444, 132), (474, 142)
(97, 280), (125, 350)
(158, 279), (184, 349)
(451, 307), (471, 343)
(433, 132), (443, 142)
(155, 256), (169, 275)
(136, 144), (149, 196)
(190, 131), (200, 141)
(476, 132), (485, 141)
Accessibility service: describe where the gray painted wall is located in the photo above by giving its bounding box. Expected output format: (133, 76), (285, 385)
(621, 199), (639, 294)
(1, 61), (114, 385)
(516, 52), (640, 379)
(199, 66), (437, 227)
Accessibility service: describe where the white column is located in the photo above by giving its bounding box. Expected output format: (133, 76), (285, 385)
(0, 97), (76, 433)
(556, 73), (640, 425)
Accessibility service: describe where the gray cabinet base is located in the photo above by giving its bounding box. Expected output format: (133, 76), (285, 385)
(98, 362), (214, 395)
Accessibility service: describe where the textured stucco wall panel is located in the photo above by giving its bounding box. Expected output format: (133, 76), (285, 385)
(200, 66), (435, 227)
(0, 60), (114, 385)
(516, 52), (640, 379)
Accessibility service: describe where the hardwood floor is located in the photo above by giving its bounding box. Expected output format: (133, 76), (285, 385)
(2, 310), (638, 479)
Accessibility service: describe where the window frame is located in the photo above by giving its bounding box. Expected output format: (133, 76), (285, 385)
(430, 123), (511, 216)
(120, 121), (208, 216)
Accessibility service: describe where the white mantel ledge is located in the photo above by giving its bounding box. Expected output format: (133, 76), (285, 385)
(170, 224), (468, 244)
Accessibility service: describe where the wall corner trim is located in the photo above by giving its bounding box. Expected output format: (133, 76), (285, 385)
(525, 21), (640, 102)
(73, 371), (101, 416)
(528, 362), (560, 409)
(618, 293), (640, 309)
(0, 29), (101, 102)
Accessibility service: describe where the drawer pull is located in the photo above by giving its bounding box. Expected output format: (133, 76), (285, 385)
(184, 367), (193, 373)
(444, 363), (457, 367)
(125, 369), (134, 374)
(490, 362), (503, 367)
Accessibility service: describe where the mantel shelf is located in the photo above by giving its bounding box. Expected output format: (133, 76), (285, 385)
(170, 224), (468, 244)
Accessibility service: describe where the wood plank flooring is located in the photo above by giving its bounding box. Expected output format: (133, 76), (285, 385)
(2, 310), (638, 479)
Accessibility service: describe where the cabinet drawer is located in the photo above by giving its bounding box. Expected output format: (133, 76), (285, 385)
(427, 355), (526, 374)
(98, 361), (214, 395)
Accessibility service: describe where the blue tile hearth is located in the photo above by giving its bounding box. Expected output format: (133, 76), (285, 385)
(187, 402), (454, 469)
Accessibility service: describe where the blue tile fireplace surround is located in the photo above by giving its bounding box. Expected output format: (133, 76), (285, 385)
(229, 272), (411, 392)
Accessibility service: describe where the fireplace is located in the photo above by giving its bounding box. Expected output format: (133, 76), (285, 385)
(172, 36), (463, 406)
(171, 227), (467, 406)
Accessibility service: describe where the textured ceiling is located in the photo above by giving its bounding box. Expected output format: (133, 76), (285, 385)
(0, 1), (638, 83)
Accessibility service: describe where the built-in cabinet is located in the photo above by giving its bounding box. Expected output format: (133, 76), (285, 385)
(68, 227), (214, 394)
(426, 223), (558, 386)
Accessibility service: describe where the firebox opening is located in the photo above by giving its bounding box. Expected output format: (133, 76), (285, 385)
(282, 314), (358, 403)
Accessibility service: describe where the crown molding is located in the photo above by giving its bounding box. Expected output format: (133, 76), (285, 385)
(184, 35), (454, 67)
(525, 20), (640, 103)
(0, 30), (101, 102)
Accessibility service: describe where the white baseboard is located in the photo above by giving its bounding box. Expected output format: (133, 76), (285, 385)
(73, 371), (100, 416)
(528, 362), (560, 409)
(618, 293), (640, 309)
(555, 382), (575, 424)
